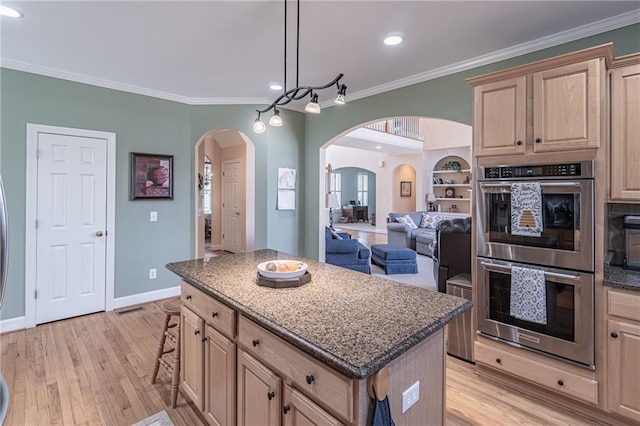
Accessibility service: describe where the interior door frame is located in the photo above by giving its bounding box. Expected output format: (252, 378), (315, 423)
(24, 123), (116, 328)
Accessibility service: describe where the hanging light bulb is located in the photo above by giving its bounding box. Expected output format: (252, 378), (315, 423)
(334, 84), (347, 105)
(269, 109), (283, 127)
(253, 116), (266, 133)
(305, 93), (321, 114)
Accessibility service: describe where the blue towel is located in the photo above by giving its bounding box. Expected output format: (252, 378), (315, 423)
(372, 396), (395, 426)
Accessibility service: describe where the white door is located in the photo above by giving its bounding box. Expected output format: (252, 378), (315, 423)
(35, 132), (108, 324)
(222, 161), (242, 253)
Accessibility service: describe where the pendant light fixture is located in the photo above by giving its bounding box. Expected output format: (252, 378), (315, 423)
(253, 0), (346, 133)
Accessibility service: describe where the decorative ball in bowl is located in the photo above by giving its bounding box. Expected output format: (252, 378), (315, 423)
(257, 260), (308, 279)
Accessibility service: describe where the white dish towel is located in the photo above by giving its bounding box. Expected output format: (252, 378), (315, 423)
(510, 266), (547, 325)
(511, 182), (543, 237)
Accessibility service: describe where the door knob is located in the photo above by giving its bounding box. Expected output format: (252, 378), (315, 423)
(95, 231), (104, 237)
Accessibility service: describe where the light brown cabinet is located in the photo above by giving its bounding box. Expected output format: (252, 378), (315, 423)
(610, 58), (640, 201)
(237, 349), (281, 426)
(181, 284), (237, 425)
(470, 47), (609, 157)
(283, 385), (342, 426)
(473, 76), (527, 157)
(606, 288), (640, 422)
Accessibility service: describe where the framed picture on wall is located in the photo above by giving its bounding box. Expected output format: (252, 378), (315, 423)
(130, 152), (174, 200)
(400, 181), (411, 197)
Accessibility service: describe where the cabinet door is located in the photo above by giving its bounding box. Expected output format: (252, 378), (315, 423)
(611, 63), (640, 201)
(473, 76), (526, 157)
(533, 59), (601, 152)
(282, 385), (342, 426)
(204, 325), (236, 426)
(237, 349), (281, 426)
(181, 306), (205, 411)
(608, 319), (640, 422)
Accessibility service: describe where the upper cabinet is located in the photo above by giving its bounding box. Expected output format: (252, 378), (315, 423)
(469, 44), (612, 158)
(610, 54), (640, 202)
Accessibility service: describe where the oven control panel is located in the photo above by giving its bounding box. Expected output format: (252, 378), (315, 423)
(483, 163), (584, 179)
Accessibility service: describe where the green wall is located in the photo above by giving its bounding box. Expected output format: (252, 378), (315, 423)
(0, 71), (305, 320)
(1, 23), (638, 322)
(303, 24), (640, 258)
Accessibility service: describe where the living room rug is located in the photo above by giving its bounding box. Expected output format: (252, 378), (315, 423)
(132, 410), (174, 426)
(371, 253), (437, 291)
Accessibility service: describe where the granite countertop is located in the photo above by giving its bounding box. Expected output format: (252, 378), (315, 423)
(167, 249), (471, 379)
(604, 264), (640, 291)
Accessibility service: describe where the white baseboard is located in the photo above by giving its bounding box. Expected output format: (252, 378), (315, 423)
(113, 286), (181, 310)
(208, 244), (223, 251)
(0, 316), (27, 334)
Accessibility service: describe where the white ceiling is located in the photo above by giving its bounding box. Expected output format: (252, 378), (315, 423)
(1, 1), (639, 107)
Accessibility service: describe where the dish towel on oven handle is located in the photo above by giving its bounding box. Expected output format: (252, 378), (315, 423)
(510, 182), (543, 237)
(510, 266), (547, 325)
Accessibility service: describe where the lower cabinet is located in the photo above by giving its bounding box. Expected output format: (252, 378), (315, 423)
(606, 289), (640, 422)
(237, 348), (341, 426)
(181, 305), (236, 425)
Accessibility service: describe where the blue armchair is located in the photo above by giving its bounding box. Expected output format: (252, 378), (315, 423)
(325, 227), (371, 274)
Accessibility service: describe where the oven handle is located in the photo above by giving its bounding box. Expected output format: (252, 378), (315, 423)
(478, 182), (581, 188)
(479, 261), (581, 281)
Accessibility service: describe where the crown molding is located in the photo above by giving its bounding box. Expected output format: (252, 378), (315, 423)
(3, 10), (638, 107)
(326, 9), (640, 106)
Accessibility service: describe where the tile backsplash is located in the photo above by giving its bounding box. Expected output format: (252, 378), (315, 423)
(608, 203), (640, 266)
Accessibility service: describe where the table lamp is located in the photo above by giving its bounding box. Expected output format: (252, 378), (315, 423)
(327, 193), (340, 228)
(426, 193), (436, 212)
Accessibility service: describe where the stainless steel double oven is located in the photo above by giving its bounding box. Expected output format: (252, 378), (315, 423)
(476, 161), (595, 368)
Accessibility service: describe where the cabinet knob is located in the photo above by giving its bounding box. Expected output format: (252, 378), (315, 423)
(211, 312), (218, 318)
(557, 379), (564, 386)
(306, 374), (315, 385)
(283, 405), (291, 414)
(496, 358), (501, 364)
(202, 337), (208, 343)
(611, 332), (618, 338)
(252, 339), (260, 347)
(267, 391), (275, 401)
(194, 330), (200, 335)
(186, 294), (192, 300)
(515, 140), (523, 146)
(535, 138), (541, 143)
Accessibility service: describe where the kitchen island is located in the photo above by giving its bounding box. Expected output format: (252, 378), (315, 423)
(167, 249), (471, 425)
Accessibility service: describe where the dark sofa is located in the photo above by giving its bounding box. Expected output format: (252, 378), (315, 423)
(433, 217), (472, 293)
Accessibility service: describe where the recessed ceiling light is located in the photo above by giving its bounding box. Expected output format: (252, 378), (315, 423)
(269, 83), (283, 91)
(0, 5), (23, 18)
(383, 35), (403, 46)
(375, 146), (382, 150)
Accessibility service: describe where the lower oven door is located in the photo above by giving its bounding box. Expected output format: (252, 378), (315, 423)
(477, 257), (594, 368)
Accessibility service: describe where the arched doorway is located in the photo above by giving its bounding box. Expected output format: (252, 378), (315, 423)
(318, 117), (471, 260)
(194, 129), (256, 258)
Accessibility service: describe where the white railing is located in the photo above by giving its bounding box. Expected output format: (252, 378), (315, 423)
(364, 117), (423, 141)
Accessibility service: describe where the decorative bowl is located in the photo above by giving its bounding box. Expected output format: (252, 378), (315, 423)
(257, 260), (308, 279)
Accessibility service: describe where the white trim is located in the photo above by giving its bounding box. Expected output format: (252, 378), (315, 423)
(0, 316), (26, 334)
(113, 286), (180, 310)
(3, 11), (637, 106)
(25, 124), (116, 328)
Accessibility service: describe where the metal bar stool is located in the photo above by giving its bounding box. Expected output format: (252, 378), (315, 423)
(151, 298), (181, 408)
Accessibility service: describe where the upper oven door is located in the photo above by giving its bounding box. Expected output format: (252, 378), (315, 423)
(477, 179), (594, 272)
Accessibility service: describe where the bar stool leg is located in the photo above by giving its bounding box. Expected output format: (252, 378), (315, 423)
(170, 323), (181, 408)
(151, 313), (170, 384)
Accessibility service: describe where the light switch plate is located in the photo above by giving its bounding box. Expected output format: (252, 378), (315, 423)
(150, 211), (158, 222)
(149, 268), (157, 279)
(402, 381), (419, 413)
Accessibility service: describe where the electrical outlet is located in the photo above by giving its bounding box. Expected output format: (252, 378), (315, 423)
(402, 381), (419, 413)
(149, 268), (157, 279)
(150, 211), (158, 222)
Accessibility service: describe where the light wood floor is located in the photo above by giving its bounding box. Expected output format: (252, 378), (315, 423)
(0, 300), (610, 426)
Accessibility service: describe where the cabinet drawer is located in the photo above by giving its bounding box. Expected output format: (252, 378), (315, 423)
(475, 342), (598, 405)
(608, 289), (640, 322)
(181, 281), (236, 339)
(238, 315), (353, 423)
